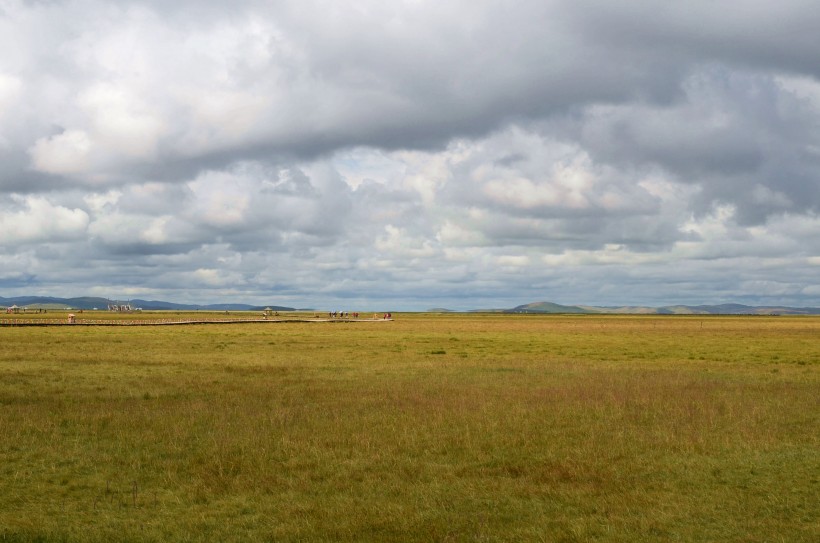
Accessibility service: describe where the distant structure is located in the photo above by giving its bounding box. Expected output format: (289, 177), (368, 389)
(107, 300), (133, 312)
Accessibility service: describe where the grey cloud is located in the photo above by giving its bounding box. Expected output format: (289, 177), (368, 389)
(4, 0), (818, 193)
(2, 0), (820, 308)
(0, 0), (700, 188)
(562, 69), (820, 224)
(0, 152), (89, 194)
(569, 1), (820, 78)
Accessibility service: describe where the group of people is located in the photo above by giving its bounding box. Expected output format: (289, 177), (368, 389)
(4, 307), (48, 314)
(323, 311), (393, 319)
(328, 311), (359, 318)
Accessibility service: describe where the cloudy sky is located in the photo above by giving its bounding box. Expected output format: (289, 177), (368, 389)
(1, 0), (819, 310)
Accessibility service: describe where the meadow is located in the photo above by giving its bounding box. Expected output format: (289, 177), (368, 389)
(0, 312), (817, 542)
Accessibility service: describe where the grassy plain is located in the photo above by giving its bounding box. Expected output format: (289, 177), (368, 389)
(0, 313), (818, 542)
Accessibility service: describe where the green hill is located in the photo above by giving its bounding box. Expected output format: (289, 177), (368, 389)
(506, 302), (592, 314)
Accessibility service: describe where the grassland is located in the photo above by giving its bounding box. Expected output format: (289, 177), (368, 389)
(0, 313), (818, 542)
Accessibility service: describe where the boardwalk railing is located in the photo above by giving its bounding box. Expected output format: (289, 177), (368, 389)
(0, 316), (392, 327)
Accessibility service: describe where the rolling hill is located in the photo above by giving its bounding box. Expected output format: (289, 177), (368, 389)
(505, 301), (820, 315)
(0, 296), (294, 312)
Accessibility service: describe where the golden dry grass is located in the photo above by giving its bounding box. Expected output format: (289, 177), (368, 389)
(0, 313), (817, 541)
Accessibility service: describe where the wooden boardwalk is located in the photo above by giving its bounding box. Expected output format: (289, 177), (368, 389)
(0, 317), (393, 327)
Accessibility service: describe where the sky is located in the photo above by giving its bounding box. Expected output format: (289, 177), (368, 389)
(1, 0), (820, 310)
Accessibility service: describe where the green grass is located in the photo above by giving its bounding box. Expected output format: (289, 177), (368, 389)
(0, 314), (818, 541)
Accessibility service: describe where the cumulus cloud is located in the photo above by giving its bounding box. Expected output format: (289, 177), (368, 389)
(29, 130), (94, 177)
(1, 0), (819, 308)
(0, 196), (88, 244)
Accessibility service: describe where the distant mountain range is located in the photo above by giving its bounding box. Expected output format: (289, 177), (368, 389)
(430, 301), (820, 315)
(504, 301), (820, 315)
(3, 296), (819, 315)
(0, 296), (295, 312)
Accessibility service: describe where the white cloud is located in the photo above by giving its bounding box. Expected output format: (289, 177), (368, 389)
(436, 220), (485, 246)
(29, 130), (93, 176)
(375, 225), (439, 259)
(541, 248), (664, 268)
(186, 171), (251, 228)
(78, 82), (166, 160)
(84, 190), (122, 213)
(189, 268), (246, 288)
(0, 196), (89, 244)
(140, 216), (172, 244)
(497, 255), (530, 267)
(0, 72), (22, 118)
